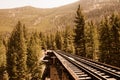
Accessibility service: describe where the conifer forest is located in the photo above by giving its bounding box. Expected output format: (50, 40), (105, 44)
(0, 0), (120, 80)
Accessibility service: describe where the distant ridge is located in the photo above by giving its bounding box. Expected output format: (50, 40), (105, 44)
(0, 0), (120, 32)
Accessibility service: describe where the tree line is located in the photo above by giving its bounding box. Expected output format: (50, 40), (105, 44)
(41, 5), (120, 68)
(0, 21), (42, 80)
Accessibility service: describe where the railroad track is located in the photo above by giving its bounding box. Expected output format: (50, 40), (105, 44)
(55, 50), (120, 80)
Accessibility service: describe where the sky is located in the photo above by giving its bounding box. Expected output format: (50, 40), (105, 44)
(0, 0), (79, 9)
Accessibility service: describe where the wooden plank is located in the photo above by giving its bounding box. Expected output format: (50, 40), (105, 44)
(54, 51), (79, 80)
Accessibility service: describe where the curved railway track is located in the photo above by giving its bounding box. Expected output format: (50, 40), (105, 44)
(55, 50), (120, 80)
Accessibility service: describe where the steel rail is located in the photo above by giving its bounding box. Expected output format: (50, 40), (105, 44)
(55, 51), (120, 80)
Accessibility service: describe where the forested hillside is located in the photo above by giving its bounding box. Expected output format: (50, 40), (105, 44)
(0, 0), (120, 32)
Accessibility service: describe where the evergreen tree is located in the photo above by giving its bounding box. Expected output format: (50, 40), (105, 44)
(52, 40), (57, 50)
(64, 26), (75, 54)
(99, 14), (120, 67)
(55, 31), (64, 50)
(50, 34), (57, 50)
(99, 17), (111, 63)
(7, 21), (27, 80)
(109, 14), (120, 67)
(85, 21), (94, 59)
(46, 35), (52, 49)
(27, 31), (42, 79)
(74, 5), (86, 57)
(23, 24), (28, 44)
(39, 32), (47, 50)
(0, 35), (7, 80)
(0, 35), (6, 67)
(92, 24), (100, 61)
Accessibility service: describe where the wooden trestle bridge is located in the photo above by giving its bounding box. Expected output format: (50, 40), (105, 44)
(42, 50), (120, 80)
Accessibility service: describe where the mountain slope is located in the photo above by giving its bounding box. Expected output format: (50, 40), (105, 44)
(0, 0), (120, 32)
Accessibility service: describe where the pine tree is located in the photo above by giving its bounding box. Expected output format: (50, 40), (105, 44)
(85, 21), (94, 59)
(27, 31), (42, 79)
(99, 14), (120, 67)
(46, 35), (52, 49)
(23, 24), (28, 44)
(7, 21), (27, 80)
(0, 35), (6, 67)
(39, 32), (47, 50)
(109, 14), (120, 67)
(99, 17), (111, 63)
(50, 34), (57, 50)
(52, 40), (57, 50)
(55, 31), (64, 50)
(64, 26), (75, 54)
(74, 5), (86, 57)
